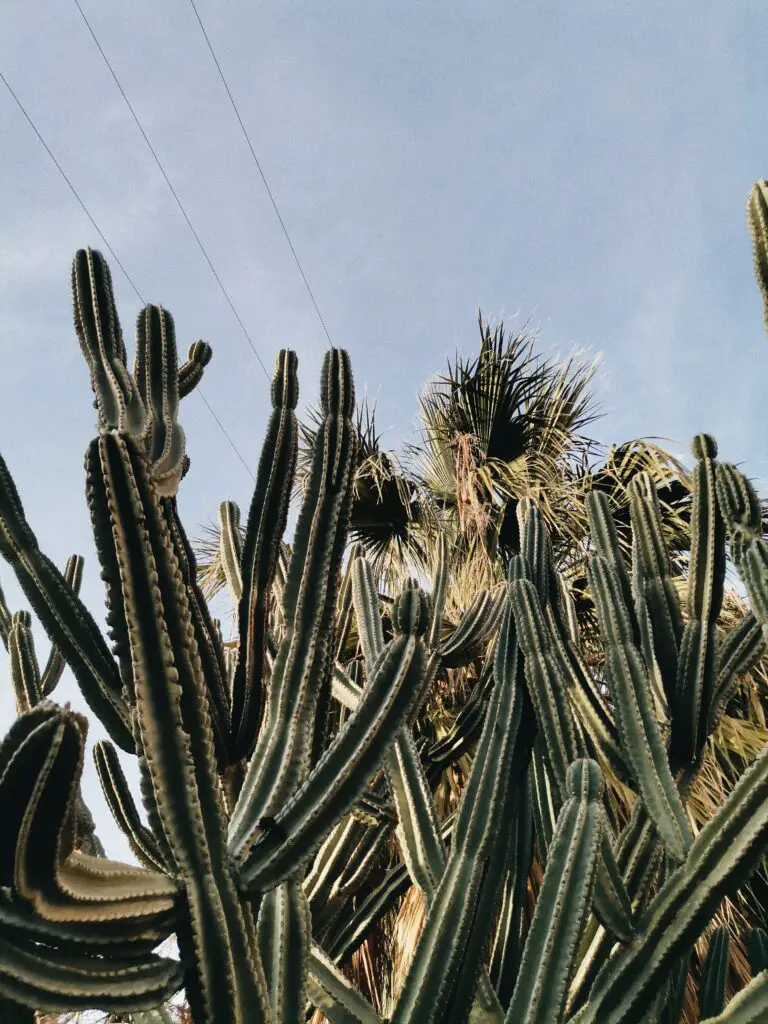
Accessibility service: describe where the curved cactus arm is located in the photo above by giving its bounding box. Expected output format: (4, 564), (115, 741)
(351, 555), (385, 667)
(306, 815), (365, 908)
(257, 879), (310, 1024)
(0, 705), (177, 943)
(71, 248), (146, 436)
(38, 553), (84, 695)
(489, 770), (534, 1008)
(588, 554), (691, 862)
(673, 435), (726, 765)
(709, 611), (765, 733)
(505, 760), (604, 1024)
(659, 950), (690, 1024)
(700, 971), (768, 1023)
(388, 586), (528, 1024)
(236, 620), (429, 891)
(747, 928), (768, 975)
(439, 587), (504, 667)
(93, 741), (168, 873)
(427, 532), (450, 650)
(231, 350), (299, 759)
(178, 339), (212, 398)
(134, 304), (186, 496)
(230, 350), (355, 831)
(333, 821), (391, 897)
(546, 604), (627, 785)
(0, 935), (184, 1015)
(332, 663), (363, 711)
(573, 739), (768, 1024)
(700, 926), (730, 1020)
(218, 501), (243, 602)
(307, 943), (382, 1024)
(423, 664), (494, 777)
(747, 180), (768, 335)
(628, 473), (683, 714)
(86, 431), (270, 1023)
(8, 614), (41, 713)
(0, 451), (133, 751)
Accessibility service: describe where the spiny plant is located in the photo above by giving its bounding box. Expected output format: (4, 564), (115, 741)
(1, 250), (768, 1024)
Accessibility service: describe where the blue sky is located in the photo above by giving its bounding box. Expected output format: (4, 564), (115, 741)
(2, 0), (767, 858)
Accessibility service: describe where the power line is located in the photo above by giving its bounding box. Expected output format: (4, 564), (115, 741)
(188, 0), (334, 347)
(0, 70), (144, 306)
(73, 0), (271, 381)
(0, 70), (256, 484)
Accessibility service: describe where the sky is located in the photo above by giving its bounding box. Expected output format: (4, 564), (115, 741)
(1, 0), (768, 860)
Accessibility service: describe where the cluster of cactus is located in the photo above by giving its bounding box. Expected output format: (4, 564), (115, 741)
(0, 250), (767, 1024)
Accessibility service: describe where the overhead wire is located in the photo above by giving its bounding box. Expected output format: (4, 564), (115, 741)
(187, 0), (335, 347)
(73, 0), (271, 382)
(0, 70), (256, 484)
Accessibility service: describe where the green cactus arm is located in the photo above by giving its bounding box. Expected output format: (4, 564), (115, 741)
(747, 180), (768, 335)
(659, 950), (690, 1024)
(219, 501), (244, 602)
(489, 771), (534, 1008)
(423, 663), (494, 774)
(93, 740), (167, 873)
(235, 622), (429, 891)
(71, 248), (147, 436)
(350, 563), (445, 894)
(673, 434), (726, 764)
(0, 887), (170, 959)
(509, 576), (580, 794)
(586, 490), (642, 649)
(351, 555), (385, 667)
(714, 462), (762, 573)
(332, 663), (364, 711)
(39, 553), (84, 695)
(700, 926), (730, 1019)
(504, 760), (603, 1024)
(544, 579), (627, 782)
(588, 554), (691, 862)
(747, 928), (768, 975)
(0, 578), (10, 648)
(439, 586), (505, 668)
(0, 704), (177, 943)
(257, 879), (310, 1024)
(306, 815), (365, 907)
(518, 497), (552, 604)
(0, 451), (133, 750)
(572, 738), (768, 1024)
(0, 935), (183, 1014)
(229, 350), (356, 835)
(325, 813), (458, 964)
(133, 304), (186, 496)
(333, 821), (391, 897)
(388, 586), (529, 1024)
(86, 431), (270, 1023)
(159, 496), (232, 768)
(8, 614), (41, 713)
(700, 971), (768, 1023)
(427, 532), (450, 650)
(230, 350), (299, 759)
(178, 339), (212, 398)
(709, 611), (765, 733)
(628, 472), (683, 713)
(307, 943), (382, 1024)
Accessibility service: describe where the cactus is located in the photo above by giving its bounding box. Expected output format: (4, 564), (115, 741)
(1, 249), (768, 1024)
(747, 180), (768, 336)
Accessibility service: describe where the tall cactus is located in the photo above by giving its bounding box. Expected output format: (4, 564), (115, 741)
(1, 249), (767, 1024)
